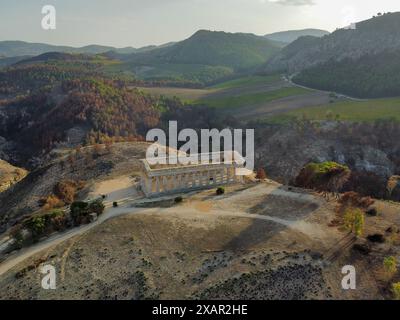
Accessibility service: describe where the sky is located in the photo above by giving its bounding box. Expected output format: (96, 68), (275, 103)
(0, 0), (399, 48)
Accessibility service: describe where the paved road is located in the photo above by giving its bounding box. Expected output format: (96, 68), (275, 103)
(285, 75), (368, 102)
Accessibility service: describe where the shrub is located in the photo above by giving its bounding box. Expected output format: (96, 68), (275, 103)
(54, 180), (86, 204)
(21, 209), (68, 243)
(256, 168), (267, 180)
(393, 282), (400, 300)
(216, 187), (225, 195)
(70, 201), (90, 224)
(383, 256), (397, 275)
(343, 207), (365, 236)
(70, 199), (104, 224)
(54, 180), (76, 204)
(113, 201), (119, 207)
(339, 192), (375, 210)
(174, 196), (183, 203)
(295, 162), (351, 193)
(38, 194), (64, 210)
(46, 209), (68, 231)
(24, 216), (46, 239)
(89, 199), (105, 215)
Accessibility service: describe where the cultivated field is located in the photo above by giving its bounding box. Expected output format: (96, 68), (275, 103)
(272, 97), (400, 123)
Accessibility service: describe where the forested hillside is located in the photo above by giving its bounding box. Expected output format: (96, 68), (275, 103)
(114, 30), (282, 86)
(263, 12), (400, 98)
(0, 54), (184, 165)
(293, 50), (400, 98)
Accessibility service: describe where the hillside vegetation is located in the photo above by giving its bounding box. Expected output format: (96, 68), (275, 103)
(264, 12), (400, 98)
(293, 50), (400, 98)
(0, 40), (164, 57)
(116, 30), (282, 86)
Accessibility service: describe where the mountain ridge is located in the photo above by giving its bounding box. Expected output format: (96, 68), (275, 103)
(264, 12), (400, 75)
(264, 28), (329, 44)
(0, 40), (173, 58)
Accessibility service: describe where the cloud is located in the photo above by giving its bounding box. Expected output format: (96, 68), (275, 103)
(267, 0), (315, 6)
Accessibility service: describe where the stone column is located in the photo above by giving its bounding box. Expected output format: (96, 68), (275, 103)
(143, 176), (148, 195)
(164, 176), (169, 192)
(194, 173), (198, 187)
(176, 175), (181, 190)
(147, 177), (152, 195)
(155, 176), (160, 193)
(231, 167), (236, 182)
(212, 170), (217, 185)
(201, 171), (206, 186)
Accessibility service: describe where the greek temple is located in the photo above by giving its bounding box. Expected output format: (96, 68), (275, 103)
(140, 151), (249, 197)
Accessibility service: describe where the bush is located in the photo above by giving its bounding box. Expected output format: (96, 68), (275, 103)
(383, 256), (397, 275)
(343, 207), (365, 236)
(256, 168), (267, 180)
(23, 209), (68, 242)
(89, 199), (105, 215)
(24, 216), (46, 239)
(174, 196), (183, 203)
(393, 282), (400, 300)
(54, 180), (76, 204)
(216, 187), (225, 195)
(295, 162), (351, 193)
(70, 199), (105, 225)
(339, 192), (375, 210)
(70, 201), (90, 225)
(38, 194), (64, 210)
(113, 201), (119, 207)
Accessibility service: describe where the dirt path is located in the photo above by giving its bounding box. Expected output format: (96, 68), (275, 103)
(0, 183), (329, 277)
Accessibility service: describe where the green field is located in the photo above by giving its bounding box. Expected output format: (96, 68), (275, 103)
(272, 98), (400, 122)
(136, 75), (291, 104)
(208, 74), (282, 90)
(137, 86), (214, 102)
(195, 86), (310, 110)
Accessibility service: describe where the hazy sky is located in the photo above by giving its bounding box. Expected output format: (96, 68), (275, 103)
(0, 0), (399, 48)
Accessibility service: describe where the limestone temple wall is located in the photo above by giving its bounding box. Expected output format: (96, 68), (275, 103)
(140, 151), (246, 197)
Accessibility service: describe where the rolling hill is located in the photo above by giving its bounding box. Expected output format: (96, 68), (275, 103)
(0, 40), (173, 59)
(264, 29), (329, 44)
(112, 30), (283, 85)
